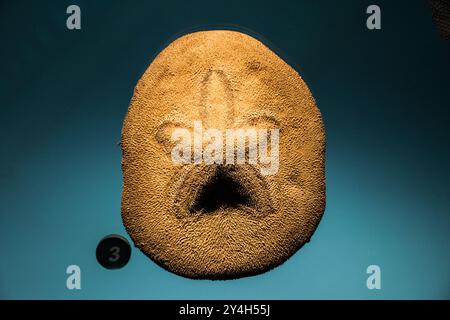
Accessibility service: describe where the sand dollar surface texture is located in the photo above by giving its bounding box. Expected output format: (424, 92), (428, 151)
(121, 30), (325, 279)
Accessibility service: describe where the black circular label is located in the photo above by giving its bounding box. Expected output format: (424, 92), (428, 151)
(96, 234), (131, 270)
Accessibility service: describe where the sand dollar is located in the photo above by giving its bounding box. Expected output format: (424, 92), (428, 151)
(121, 30), (325, 279)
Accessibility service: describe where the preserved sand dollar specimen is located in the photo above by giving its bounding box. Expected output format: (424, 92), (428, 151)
(121, 30), (325, 279)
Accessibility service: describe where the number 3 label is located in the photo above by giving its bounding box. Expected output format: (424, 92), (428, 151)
(109, 246), (120, 262)
(96, 235), (131, 269)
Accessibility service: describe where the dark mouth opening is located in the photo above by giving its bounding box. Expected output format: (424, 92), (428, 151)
(190, 169), (254, 214)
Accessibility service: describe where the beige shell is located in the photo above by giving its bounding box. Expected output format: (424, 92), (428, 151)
(121, 30), (325, 279)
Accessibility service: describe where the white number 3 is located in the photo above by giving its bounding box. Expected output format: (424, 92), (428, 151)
(109, 246), (120, 262)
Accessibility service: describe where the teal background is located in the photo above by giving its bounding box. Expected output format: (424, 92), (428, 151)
(0, 0), (449, 299)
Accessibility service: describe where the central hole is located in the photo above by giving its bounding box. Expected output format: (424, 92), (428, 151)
(190, 170), (253, 214)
